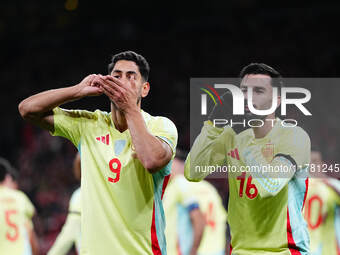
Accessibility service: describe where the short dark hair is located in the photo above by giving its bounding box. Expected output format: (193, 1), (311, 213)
(311, 145), (322, 154)
(0, 157), (13, 182)
(175, 148), (188, 161)
(8, 167), (19, 181)
(108, 51), (150, 81)
(239, 63), (283, 90)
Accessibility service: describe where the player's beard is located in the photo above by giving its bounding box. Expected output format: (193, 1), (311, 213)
(244, 111), (267, 121)
(243, 100), (275, 128)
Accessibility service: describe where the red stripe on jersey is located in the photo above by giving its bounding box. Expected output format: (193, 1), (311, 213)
(287, 208), (302, 255)
(337, 240), (340, 255)
(161, 175), (171, 200)
(176, 239), (182, 255)
(302, 178), (309, 210)
(151, 202), (162, 255)
(229, 244), (233, 255)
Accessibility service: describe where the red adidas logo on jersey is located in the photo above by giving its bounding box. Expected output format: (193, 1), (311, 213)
(227, 148), (240, 160)
(96, 134), (110, 145)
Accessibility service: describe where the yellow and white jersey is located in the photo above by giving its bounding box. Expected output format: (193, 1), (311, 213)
(164, 176), (227, 255)
(0, 186), (35, 255)
(51, 107), (178, 255)
(48, 187), (81, 255)
(304, 178), (340, 255)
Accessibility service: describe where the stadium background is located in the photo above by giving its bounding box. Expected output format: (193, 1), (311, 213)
(1, 0), (340, 253)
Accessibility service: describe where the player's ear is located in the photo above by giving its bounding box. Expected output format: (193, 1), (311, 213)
(141, 82), (150, 98)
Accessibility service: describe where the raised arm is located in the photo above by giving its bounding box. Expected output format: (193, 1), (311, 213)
(243, 127), (311, 198)
(184, 121), (235, 182)
(94, 75), (177, 173)
(125, 111), (174, 173)
(18, 74), (102, 131)
(47, 211), (81, 255)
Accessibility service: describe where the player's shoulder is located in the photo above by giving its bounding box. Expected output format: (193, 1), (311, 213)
(174, 176), (214, 194)
(172, 175), (187, 186)
(15, 189), (34, 209)
(308, 177), (325, 187)
(142, 110), (176, 129)
(1, 187), (24, 200)
(70, 187), (81, 204)
(236, 128), (254, 141)
(193, 180), (219, 197)
(172, 175), (192, 193)
(274, 120), (311, 148)
(59, 107), (111, 119)
(69, 187), (81, 213)
(199, 180), (217, 191)
(0, 186), (17, 198)
(277, 119), (309, 137)
(93, 109), (112, 123)
(0, 187), (33, 210)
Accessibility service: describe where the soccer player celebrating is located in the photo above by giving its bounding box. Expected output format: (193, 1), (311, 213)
(305, 148), (340, 255)
(48, 153), (81, 255)
(164, 150), (227, 255)
(18, 51), (178, 255)
(185, 63), (311, 254)
(0, 157), (39, 255)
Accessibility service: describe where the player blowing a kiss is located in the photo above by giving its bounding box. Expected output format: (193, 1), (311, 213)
(19, 51), (178, 255)
(185, 63), (311, 255)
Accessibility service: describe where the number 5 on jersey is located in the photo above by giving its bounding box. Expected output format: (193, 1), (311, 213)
(108, 158), (122, 183)
(5, 210), (19, 242)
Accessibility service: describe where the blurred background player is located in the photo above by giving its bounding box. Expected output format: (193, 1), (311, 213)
(164, 150), (227, 255)
(304, 147), (340, 255)
(48, 153), (81, 255)
(0, 157), (39, 255)
(3, 165), (19, 190)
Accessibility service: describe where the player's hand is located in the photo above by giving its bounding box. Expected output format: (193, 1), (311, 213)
(93, 75), (140, 113)
(208, 91), (249, 134)
(75, 74), (104, 98)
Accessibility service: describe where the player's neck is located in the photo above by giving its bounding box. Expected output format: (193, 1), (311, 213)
(252, 114), (276, 139)
(110, 103), (141, 133)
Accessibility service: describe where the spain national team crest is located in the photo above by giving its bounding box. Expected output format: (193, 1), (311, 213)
(262, 143), (274, 163)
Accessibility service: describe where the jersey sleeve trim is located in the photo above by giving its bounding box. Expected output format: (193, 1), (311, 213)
(187, 203), (200, 212)
(275, 153), (298, 169)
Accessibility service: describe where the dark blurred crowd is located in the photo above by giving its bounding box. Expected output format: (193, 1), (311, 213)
(1, 0), (340, 254)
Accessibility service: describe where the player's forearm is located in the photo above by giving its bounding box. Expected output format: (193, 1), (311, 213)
(243, 148), (295, 198)
(190, 209), (206, 255)
(185, 121), (233, 181)
(125, 109), (171, 173)
(47, 215), (78, 255)
(18, 85), (83, 120)
(184, 154), (209, 182)
(30, 229), (40, 255)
